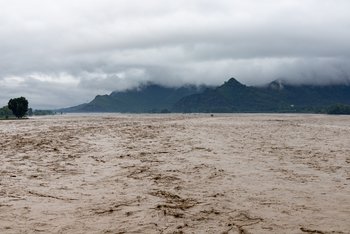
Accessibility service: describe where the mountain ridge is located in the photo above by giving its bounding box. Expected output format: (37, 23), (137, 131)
(60, 83), (207, 113)
(173, 78), (350, 112)
(59, 78), (350, 113)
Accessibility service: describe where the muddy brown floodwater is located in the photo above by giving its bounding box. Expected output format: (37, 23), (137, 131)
(0, 114), (349, 233)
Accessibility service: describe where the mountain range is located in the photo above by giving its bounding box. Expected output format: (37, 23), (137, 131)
(60, 78), (350, 113)
(61, 83), (206, 113)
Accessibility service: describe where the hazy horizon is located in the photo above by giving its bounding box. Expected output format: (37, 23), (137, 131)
(1, 0), (350, 109)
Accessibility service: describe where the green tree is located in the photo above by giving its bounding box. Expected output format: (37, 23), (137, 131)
(8, 97), (29, 118)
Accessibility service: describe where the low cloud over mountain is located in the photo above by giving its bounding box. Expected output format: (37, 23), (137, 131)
(1, 0), (350, 108)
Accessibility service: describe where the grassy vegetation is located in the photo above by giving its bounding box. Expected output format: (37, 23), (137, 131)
(0, 106), (14, 119)
(327, 104), (350, 115)
(32, 109), (55, 116)
(0, 106), (55, 120)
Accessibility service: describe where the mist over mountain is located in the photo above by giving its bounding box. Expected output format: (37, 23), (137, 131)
(173, 78), (350, 113)
(60, 83), (207, 113)
(60, 78), (350, 113)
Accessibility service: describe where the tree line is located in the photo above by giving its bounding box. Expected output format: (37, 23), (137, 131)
(0, 97), (29, 119)
(0, 97), (54, 119)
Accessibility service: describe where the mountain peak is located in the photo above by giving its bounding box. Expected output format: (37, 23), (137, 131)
(225, 77), (244, 87)
(268, 79), (286, 90)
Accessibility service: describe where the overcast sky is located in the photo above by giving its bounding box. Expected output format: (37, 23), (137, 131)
(1, 0), (350, 109)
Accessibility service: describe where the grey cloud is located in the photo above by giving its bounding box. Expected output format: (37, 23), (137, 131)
(1, 0), (350, 108)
